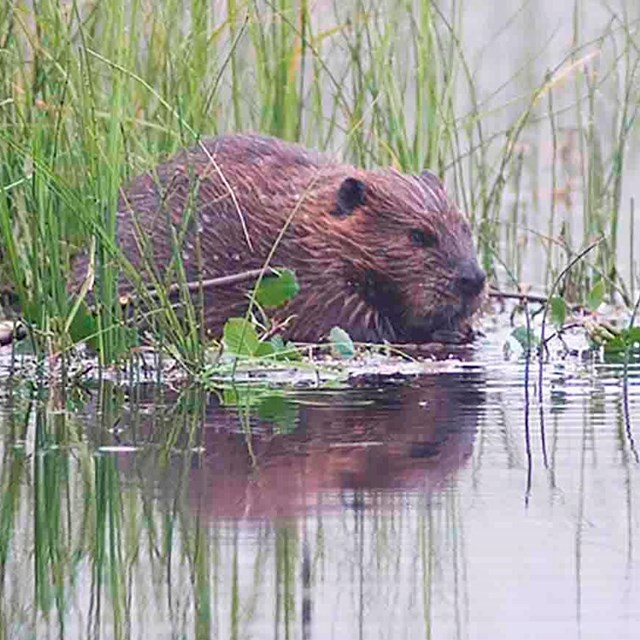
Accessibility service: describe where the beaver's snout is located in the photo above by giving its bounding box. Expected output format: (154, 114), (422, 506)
(455, 260), (486, 299)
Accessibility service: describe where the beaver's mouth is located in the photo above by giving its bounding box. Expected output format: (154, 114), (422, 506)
(397, 297), (483, 344)
(359, 267), (485, 344)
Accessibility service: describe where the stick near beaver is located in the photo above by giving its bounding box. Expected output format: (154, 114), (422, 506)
(72, 134), (486, 344)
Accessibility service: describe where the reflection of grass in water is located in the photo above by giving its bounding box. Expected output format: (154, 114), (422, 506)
(0, 378), (470, 637)
(0, 0), (638, 368)
(0, 383), (206, 638)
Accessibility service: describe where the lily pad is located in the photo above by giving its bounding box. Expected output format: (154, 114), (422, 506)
(223, 317), (262, 356)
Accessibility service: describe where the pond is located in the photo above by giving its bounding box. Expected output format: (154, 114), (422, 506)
(1, 315), (638, 640)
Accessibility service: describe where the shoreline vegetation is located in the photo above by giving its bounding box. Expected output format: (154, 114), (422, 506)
(1, 0), (639, 375)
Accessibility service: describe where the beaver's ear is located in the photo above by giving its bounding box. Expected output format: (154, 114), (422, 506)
(332, 177), (366, 217)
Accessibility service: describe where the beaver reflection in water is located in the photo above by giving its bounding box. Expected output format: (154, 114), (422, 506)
(92, 134), (486, 343)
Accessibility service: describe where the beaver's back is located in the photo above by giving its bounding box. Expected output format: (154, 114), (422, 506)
(72, 134), (342, 331)
(191, 133), (327, 170)
(115, 133), (330, 246)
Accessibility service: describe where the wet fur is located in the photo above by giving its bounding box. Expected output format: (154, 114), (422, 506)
(76, 134), (485, 343)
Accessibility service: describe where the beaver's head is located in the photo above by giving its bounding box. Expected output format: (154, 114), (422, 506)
(329, 169), (485, 343)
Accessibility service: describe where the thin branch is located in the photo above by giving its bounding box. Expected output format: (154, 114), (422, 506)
(117, 267), (284, 306)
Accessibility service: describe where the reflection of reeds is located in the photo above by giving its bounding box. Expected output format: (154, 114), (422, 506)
(0, 376), (481, 638)
(0, 0), (638, 365)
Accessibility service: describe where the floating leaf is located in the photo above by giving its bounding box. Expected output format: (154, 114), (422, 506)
(587, 279), (605, 311)
(270, 334), (285, 350)
(257, 394), (299, 433)
(329, 326), (355, 358)
(549, 296), (567, 328)
(222, 317), (303, 360)
(222, 386), (299, 433)
(222, 317), (261, 356)
(602, 335), (626, 354)
(255, 340), (276, 358)
(255, 269), (300, 309)
(627, 327), (640, 347)
(223, 385), (261, 407)
(269, 335), (302, 361)
(67, 302), (100, 349)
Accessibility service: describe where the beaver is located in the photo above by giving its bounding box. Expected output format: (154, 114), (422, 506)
(75, 134), (486, 343)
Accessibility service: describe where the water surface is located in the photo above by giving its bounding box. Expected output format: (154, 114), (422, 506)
(1, 321), (638, 640)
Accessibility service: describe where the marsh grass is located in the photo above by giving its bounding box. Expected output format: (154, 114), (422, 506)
(0, 0), (639, 370)
(0, 379), (290, 637)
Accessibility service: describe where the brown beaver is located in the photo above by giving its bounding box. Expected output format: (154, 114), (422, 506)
(75, 134), (485, 343)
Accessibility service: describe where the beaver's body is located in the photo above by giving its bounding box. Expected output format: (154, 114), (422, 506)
(76, 134), (485, 343)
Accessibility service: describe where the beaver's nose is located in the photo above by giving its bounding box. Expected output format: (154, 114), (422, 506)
(456, 261), (486, 298)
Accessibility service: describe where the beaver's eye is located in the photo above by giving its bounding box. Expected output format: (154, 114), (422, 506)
(409, 228), (438, 248)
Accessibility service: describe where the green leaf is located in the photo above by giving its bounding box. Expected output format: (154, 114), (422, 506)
(255, 269), (300, 309)
(602, 335), (626, 354)
(255, 340), (276, 358)
(222, 317), (303, 360)
(223, 317), (261, 356)
(549, 296), (567, 328)
(257, 395), (299, 433)
(626, 326), (640, 346)
(223, 385), (260, 407)
(587, 279), (605, 311)
(269, 335), (302, 361)
(270, 335), (286, 351)
(511, 326), (539, 350)
(221, 387), (299, 433)
(23, 301), (40, 326)
(603, 326), (640, 354)
(329, 326), (355, 358)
